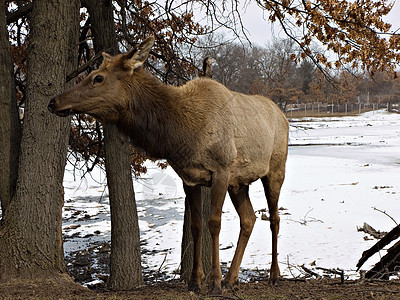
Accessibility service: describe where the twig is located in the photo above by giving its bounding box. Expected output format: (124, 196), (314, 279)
(373, 207), (398, 226)
(286, 255), (298, 280)
(316, 267), (345, 284)
(66, 52), (104, 82)
(155, 252), (168, 282)
(156, 252), (168, 282)
(301, 264), (322, 279)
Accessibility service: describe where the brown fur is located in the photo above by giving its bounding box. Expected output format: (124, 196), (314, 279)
(48, 36), (289, 293)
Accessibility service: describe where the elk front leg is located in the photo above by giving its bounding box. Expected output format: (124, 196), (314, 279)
(183, 184), (203, 292)
(208, 170), (230, 295)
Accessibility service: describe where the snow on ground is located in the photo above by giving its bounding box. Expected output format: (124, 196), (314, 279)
(63, 110), (400, 282)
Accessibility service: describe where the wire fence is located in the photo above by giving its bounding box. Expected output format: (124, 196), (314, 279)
(285, 102), (397, 119)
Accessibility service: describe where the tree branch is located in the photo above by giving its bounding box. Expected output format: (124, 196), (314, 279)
(66, 52), (103, 82)
(6, 3), (33, 24)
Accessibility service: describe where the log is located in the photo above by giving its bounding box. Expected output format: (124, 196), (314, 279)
(365, 240), (400, 279)
(356, 224), (400, 270)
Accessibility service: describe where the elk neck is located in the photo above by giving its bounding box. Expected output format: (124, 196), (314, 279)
(116, 69), (191, 160)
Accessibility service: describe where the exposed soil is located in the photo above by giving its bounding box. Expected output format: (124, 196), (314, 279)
(1, 241), (394, 299)
(1, 277), (400, 299)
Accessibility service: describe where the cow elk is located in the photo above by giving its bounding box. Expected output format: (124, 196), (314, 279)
(48, 36), (289, 294)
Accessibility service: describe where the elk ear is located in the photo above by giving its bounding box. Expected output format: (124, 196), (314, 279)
(101, 52), (113, 69)
(124, 36), (155, 71)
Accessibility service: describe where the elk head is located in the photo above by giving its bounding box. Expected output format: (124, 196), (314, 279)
(48, 36), (155, 123)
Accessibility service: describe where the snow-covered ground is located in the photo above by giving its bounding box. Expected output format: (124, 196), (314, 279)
(63, 110), (400, 282)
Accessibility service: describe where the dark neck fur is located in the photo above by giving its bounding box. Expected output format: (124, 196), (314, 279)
(116, 69), (185, 160)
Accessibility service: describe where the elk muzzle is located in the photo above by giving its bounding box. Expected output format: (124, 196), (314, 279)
(48, 97), (73, 117)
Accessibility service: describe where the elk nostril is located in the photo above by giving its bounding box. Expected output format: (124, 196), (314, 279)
(48, 98), (55, 112)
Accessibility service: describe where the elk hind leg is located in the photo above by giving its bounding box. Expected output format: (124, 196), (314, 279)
(223, 185), (256, 288)
(262, 174), (284, 285)
(207, 170), (230, 294)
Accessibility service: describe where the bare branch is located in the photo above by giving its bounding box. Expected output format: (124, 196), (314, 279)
(66, 52), (103, 83)
(6, 2), (33, 24)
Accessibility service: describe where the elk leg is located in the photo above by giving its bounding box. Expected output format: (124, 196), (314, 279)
(261, 175), (284, 285)
(183, 184), (203, 292)
(208, 170), (230, 295)
(223, 185), (256, 288)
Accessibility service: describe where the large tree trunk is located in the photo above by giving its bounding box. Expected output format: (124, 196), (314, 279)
(0, 0), (79, 282)
(86, 0), (143, 289)
(0, 0), (21, 215)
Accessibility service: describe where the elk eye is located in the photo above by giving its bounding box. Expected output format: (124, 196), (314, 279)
(93, 75), (104, 84)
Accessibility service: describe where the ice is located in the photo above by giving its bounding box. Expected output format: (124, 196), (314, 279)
(63, 110), (400, 280)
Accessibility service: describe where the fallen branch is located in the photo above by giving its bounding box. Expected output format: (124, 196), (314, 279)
(357, 224), (400, 270)
(316, 267), (345, 284)
(357, 222), (386, 239)
(366, 240), (400, 279)
(301, 265), (322, 279)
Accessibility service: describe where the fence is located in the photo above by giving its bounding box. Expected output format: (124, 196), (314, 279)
(285, 102), (394, 118)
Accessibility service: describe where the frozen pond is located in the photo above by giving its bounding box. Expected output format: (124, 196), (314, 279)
(63, 110), (400, 282)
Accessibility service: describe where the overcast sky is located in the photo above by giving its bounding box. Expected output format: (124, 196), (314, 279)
(239, 1), (400, 47)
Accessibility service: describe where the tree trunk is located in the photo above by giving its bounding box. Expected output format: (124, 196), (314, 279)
(181, 187), (212, 283)
(181, 57), (214, 284)
(0, 0), (21, 215)
(104, 126), (143, 289)
(0, 0), (79, 281)
(86, 0), (143, 289)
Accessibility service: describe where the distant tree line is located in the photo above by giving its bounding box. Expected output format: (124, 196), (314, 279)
(191, 37), (400, 113)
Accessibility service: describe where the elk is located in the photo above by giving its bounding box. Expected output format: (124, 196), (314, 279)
(48, 36), (289, 294)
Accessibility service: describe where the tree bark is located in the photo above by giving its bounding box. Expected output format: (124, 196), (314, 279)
(86, 0), (143, 289)
(181, 187), (212, 283)
(180, 58), (214, 284)
(0, 0), (21, 215)
(104, 126), (143, 289)
(0, 0), (79, 281)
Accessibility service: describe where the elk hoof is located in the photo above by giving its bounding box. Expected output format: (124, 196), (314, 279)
(188, 281), (201, 294)
(269, 277), (279, 286)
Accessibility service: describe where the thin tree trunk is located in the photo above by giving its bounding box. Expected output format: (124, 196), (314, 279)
(181, 187), (212, 283)
(180, 58), (214, 284)
(104, 126), (143, 288)
(0, 0), (21, 215)
(0, 0), (79, 281)
(86, 0), (143, 289)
